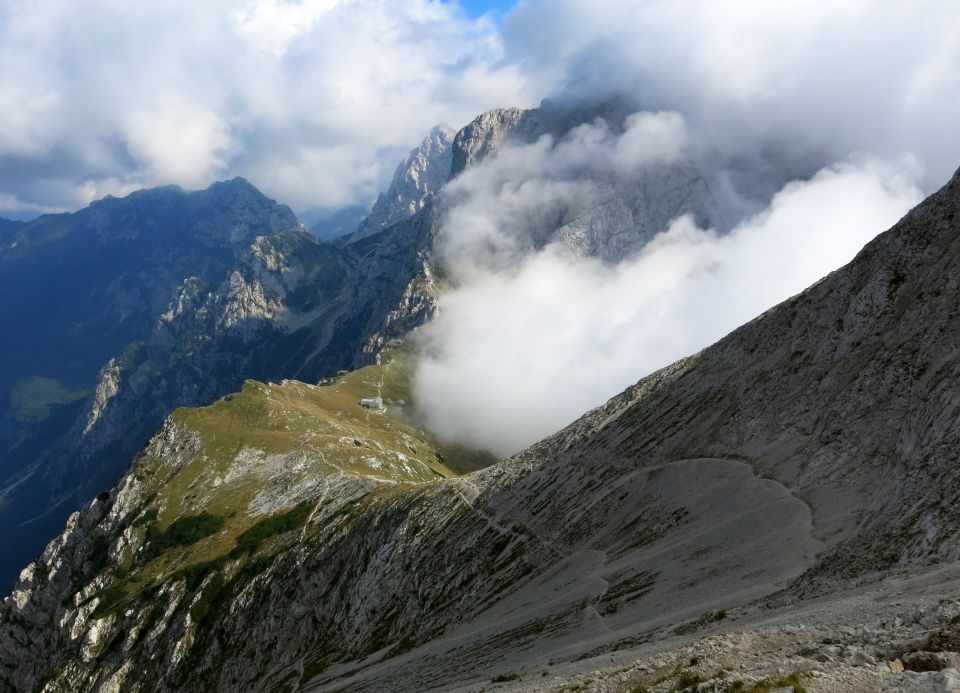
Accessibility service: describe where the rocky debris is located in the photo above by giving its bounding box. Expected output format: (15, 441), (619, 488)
(902, 652), (960, 672)
(501, 577), (960, 692)
(883, 669), (960, 691)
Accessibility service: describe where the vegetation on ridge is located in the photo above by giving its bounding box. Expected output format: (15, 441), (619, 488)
(143, 513), (226, 561)
(73, 349), (495, 639)
(230, 501), (314, 557)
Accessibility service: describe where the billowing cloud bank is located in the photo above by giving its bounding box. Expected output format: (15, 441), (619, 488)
(504, 0), (960, 192)
(407, 0), (957, 455)
(413, 119), (922, 455)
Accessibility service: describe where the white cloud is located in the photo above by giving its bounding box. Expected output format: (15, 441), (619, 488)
(502, 0), (960, 191)
(124, 102), (234, 189)
(1, 0), (957, 217)
(414, 140), (923, 456)
(0, 0), (532, 214)
(0, 85), (60, 157)
(230, 0), (348, 57)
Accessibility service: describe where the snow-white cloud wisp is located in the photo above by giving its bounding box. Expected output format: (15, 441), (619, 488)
(1, 0), (957, 218)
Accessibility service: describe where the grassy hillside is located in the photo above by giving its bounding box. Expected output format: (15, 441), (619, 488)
(79, 350), (493, 621)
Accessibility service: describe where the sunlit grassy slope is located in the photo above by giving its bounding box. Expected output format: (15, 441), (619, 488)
(88, 350), (494, 615)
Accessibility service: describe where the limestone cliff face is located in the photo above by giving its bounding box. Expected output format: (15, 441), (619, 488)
(346, 125), (455, 244)
(4, 168), (959, 691)
(450, 107), (544, 175)
(448, 104), (717, 262)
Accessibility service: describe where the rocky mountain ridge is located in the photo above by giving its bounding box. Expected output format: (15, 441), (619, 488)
(3, 159), (958, 691)
(0, 217), (22, 237)
(344, 124), (456, 245)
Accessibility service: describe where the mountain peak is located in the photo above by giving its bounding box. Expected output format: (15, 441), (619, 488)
(207, 176), (257, 194)
(429, 122), (455, 138)
(344, 123), (456, 243)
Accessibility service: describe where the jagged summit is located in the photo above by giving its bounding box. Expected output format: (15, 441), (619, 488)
(0, 216), (22, 237)
(449, 97), (638, 176)
(210, 175), (256, 189)
(449, 103), (719, 261)
(3, 166), (958, 691)
(344, 123), (456, 244)
(451, 106), (545, 175)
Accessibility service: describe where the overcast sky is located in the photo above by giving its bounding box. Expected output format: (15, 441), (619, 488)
(1, 0), (958, 219)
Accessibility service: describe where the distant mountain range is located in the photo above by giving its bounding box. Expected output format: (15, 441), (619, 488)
(304, 205), (368, 242)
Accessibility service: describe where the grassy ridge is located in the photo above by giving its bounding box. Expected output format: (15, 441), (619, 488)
(89, 351), (494, 622)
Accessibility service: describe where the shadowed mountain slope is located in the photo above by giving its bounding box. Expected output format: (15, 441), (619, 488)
(0, 179), (440, 592)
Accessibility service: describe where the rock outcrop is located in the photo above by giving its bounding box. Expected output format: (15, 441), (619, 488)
(345, 124), (455, 244)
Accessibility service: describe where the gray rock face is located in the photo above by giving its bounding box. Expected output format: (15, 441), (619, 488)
(449, 99), (639, 176)
(451, 107), (546, 175)
(446, 104), (717, 262)
(3, 163), (958, 691)
(346, 124), (455, 244)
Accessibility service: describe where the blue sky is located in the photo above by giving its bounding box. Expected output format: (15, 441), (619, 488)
(455, 0), (517, 19)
